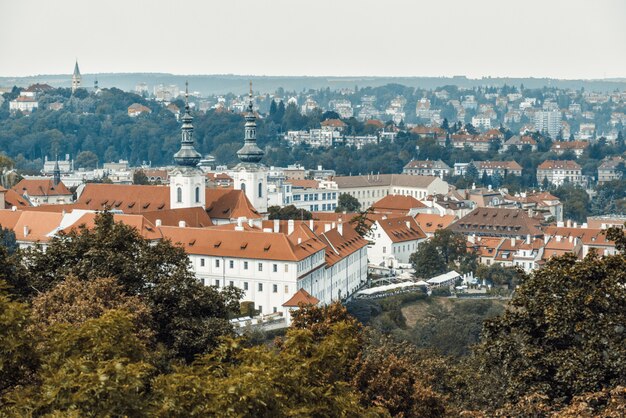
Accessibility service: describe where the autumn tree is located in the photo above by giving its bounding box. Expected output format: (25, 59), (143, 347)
(471, 252), (626, 410)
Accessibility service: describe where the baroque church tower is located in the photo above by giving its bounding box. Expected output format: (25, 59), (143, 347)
(71, 60), (81, 93)
(169, 82), (205, 209)
(232, 82), (268, 213)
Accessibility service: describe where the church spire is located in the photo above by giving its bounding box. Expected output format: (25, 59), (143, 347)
(173, 81), (201, 167)
(72, 60), (82, 93)
(236, 81), (264, 164)
(53, 156), (61, 186)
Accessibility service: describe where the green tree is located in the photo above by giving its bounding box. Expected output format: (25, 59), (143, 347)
(410, 241), (445, 278)
(472, 252), (626, 409)
(74, 150), (99, 169)
(410, 230), (476, 278)
(267, 204), (313, 220)
(336, 193), (361, 212)
(133, 169), (150, 185)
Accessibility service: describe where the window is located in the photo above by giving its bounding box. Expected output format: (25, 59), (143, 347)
(214, 280), (220, 287)
(200, 258), (205, 267)
(258, 283), (263, 291)
(284, 285), (289, 293)
(229, 280), (234, 287)
(176, 187), (182, 203)
(383, 246), (386, 254)
(273, 307), (277, 313)
(284, 264), (289, 273)
(195, 186), (200, 203)
(229, 260), (234, 269)
(258, 305), (262, 313)
(215, 259), (220, 268)
(272, 264), (277, 273)
(243, 282), (248, 290)
(240, 182), (246, 192)
(258, 263), (263, 272)
(244, 261), (248, 270)
(273, 284), (278, 293)
(258, 182), (263, 198)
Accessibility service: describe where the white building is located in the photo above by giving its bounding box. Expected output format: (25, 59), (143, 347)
(366, 216), (427, 268)
(333, 174), (449, 209)
(534, 110), (561, 138)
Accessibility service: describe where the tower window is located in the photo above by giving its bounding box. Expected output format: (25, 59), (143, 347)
(176, 187), (182, 203)
(240, 183), (246, 192)
(258, 182), (263, 198)
(195, 186), (200, 203)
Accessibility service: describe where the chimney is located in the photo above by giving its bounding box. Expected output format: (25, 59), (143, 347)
(11, 206), (17, 211)
(573, 222), (577, 228)
(309, 219), (314, 230)
(287, 219), (294, 235)
(273, 219), (280, 233)
(567, 219), (572, 228)
(511, 237), (516, 246)
(178, 220), (186, 228)
(155, 219), (162, 227)
(557, 221), (564, 227)
(338, 222), (343, 236)
(297, 237), (302, 244)
(556, 235), (561, 242)
(569, 236), (573, 243)
(526, 234), (531, 244)
(468, 234), (475, 244)
(23, 226), (29, 237)
(324, 223), (332, 232)
(248, 219), (254, 227)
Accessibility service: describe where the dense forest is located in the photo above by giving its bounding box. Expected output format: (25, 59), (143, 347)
(1, 212), (625, 416)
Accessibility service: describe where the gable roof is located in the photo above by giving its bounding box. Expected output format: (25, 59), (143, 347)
(61, 212), (163, 240)
(449, 207), (543, 237)
(205, 188), (261, 220)
(413, 213), (456, 234)
(377, 216), (426, 243)
(537, 160), (581, 170)
(3, 189), (31, 209)
(13, 179), (71, 197)
(282, 288), (319, 307)
(371, 194), (426, 212)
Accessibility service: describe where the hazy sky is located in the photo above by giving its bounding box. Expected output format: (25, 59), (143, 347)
(1, 0), (625, 79)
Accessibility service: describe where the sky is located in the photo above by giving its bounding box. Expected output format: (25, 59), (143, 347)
(1, 0), (625, 79)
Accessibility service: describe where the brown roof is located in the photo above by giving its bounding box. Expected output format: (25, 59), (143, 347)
(543, 226), (618, 247)
(333, 174), (439, 189)
(321, 119), (347, 128)
(159, 226), (326, 262)
(77, 184), (170, 213)
(287, 179), (320, 189)
(61, 212), (163, 240)
(282, 288), (319, 307)
(365, 119), (384, 128)
(449, 207), (543, 237)
(12, 211), (64, 243)
(475, 161), (522, 171)
(413, 213), (456, 234)
(3, 189), (31, 209)
(550, 141), (589, 150)
(0, 210), (22, 230)
(377, 216), (426, 243)
(371, 195), (426, 212)
(142, 207), (212, 228)
(205, 189), (261, 220)
(410, 125), (445, 135)
(318, 222), (369, 266)
(13, 179), (71, 197)
(537, 160), (581, 170)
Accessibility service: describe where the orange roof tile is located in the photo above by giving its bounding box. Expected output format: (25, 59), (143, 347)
(61, 212), (162, 240)
(377, 216), (426, 243)
(142, 207), (212, 228)
(371, 194), (426, 213)
(413, 213), (456, 234)
(282, 288), (319, 307)
(13, 179), (71, 197)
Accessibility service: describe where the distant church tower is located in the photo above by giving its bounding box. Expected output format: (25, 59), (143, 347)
(72, 60), (81, 93)
(169, 82), (205, 209)
(232, 82), (268, 213)
(53, 158), (61, 186)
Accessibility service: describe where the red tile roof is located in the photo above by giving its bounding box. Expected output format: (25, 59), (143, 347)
(321, 118), (347, 128)
(537, 160), (581, 170)
(372, 194), (426, 213)
(413, 213), (456, 234)
(13, 179), (71, 197)
(377, 216), (426, 243)
(282, 288), (319, 307)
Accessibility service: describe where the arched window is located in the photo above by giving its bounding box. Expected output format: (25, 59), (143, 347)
(176, 187), (182, 203)
(240, 183), (246, 192)
(195, 186), (200, 203)
(258, 182), (263, 198)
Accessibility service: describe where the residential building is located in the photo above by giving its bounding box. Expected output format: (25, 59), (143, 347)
(366, 216), (427, 267)
(9, 96), (38, 113)
(402, 160), (451, 178)
(474, 161), (523, 177)
(413, 213), (456, 237)
(533, 110), (561, 138)
(332, 174), (448, 209)
(370, 194), (426, 217)
(501, 135), (537, 152)
(128, 103), (152, 117)
(13, 176), (73, 206)
(598, 157), (626, 184)
(448, 207), (543, 239)
(550, 141), (589, 157)
(288, 179), (338, 212)
(536, 160), (582, 186)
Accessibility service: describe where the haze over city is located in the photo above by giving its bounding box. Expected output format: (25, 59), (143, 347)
(1, 0), (625, 79)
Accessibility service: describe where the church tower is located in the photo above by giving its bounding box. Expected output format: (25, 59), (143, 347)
(53, 158), (61, 186)
(232, 82), (268, 213)
(72, 60), (81, 93)
(169, 82), (205, 209)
